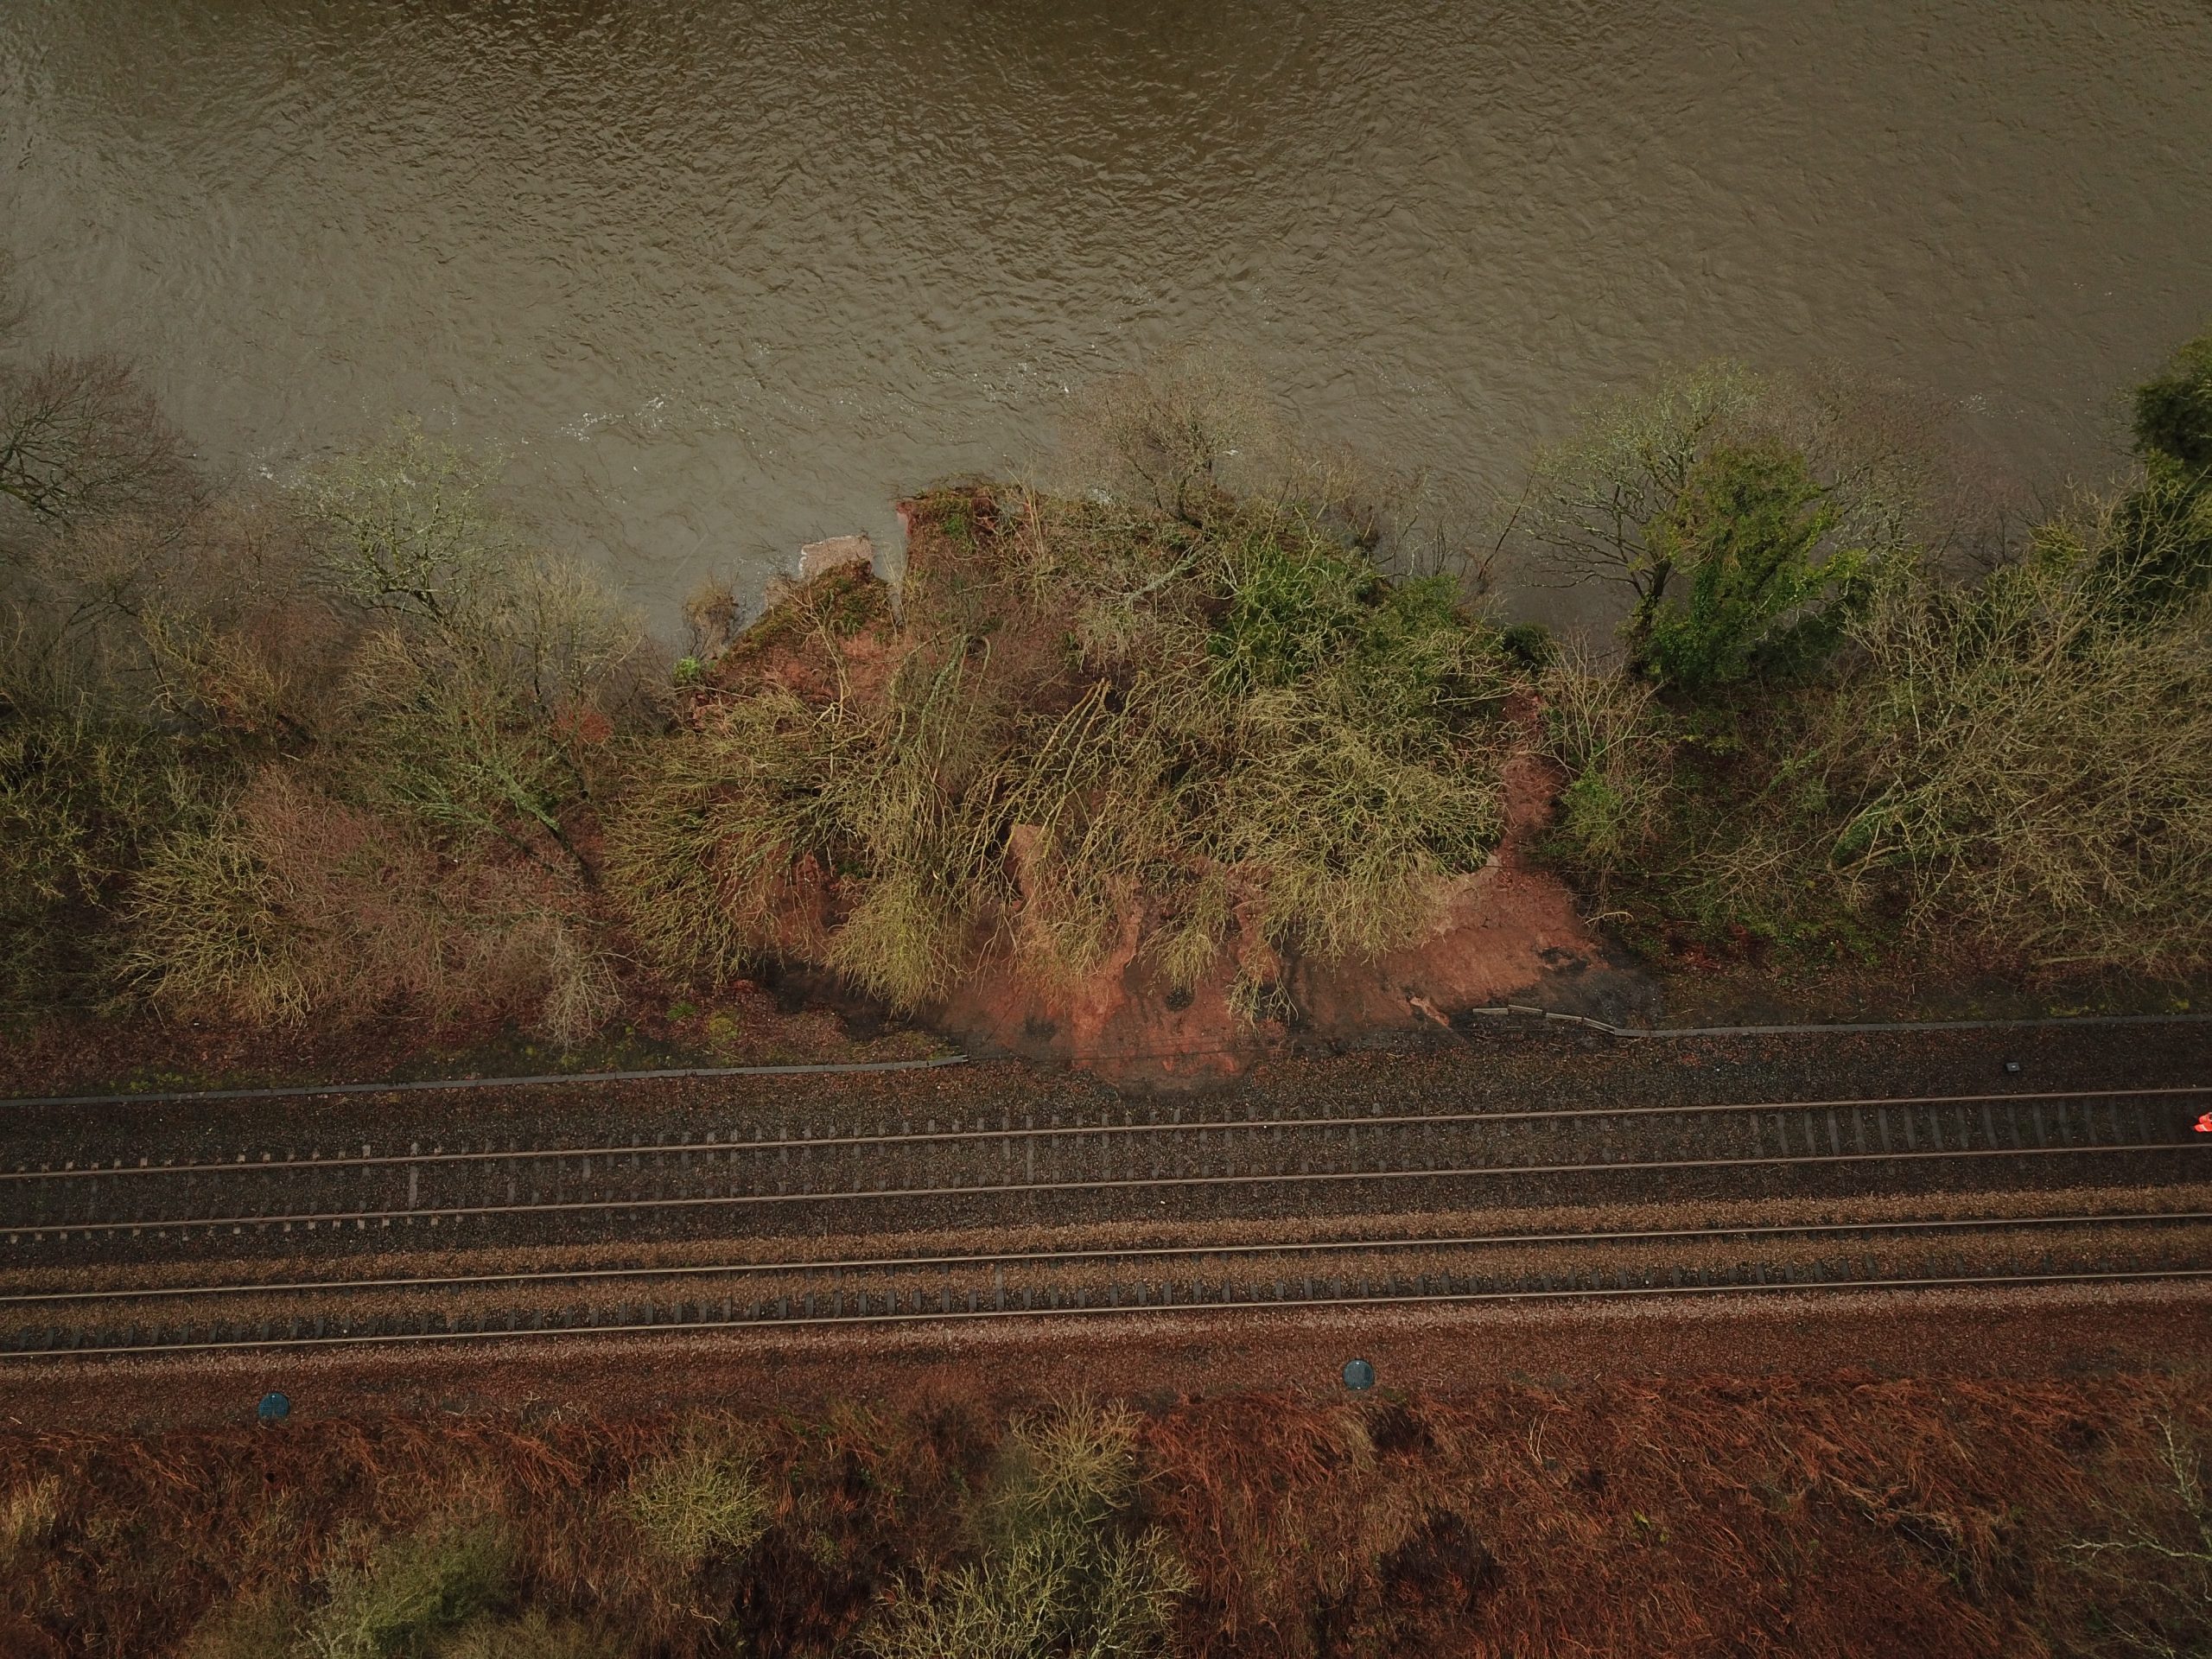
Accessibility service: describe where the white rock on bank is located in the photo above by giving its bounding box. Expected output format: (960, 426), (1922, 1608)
(798, 534), (875, 582)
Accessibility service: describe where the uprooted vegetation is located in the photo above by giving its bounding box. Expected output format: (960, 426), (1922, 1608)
(1517, 327), (2212, 980)
(1, 1376), (2208, 1657)
(608, 470), (1517, 1014)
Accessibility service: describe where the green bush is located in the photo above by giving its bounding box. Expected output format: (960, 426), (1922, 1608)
(299, 426), (520, 629)
(2088, 325), (2212, 619)
(0, 490), (292, 1010)
(20, 325), (2212, 1032)
(1514, 361), (1927, 696)
(624, 1436), (772, 1571)
(123, 790), (307, 1024)
(862, 1402), (1192, 1659)
(1537, 658), (1674, 894)
(1632, 442), (1867, 694)
(2133, 324), (2212, 474)
(1206, 518), (1387, 692)
(340, 628), (589, 871)
(1495, 620), (1556, 671)
(308, 1517), (516, 1659)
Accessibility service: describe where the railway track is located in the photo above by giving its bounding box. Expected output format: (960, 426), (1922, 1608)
(3, 1206), (2207, 1357)
(4, 1085), (2207, 1252)
(5, 1075), (2204, 1357)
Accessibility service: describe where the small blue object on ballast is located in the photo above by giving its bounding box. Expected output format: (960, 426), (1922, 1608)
(257, 1392), (290, 1423)
(1342, 1358), (1376, 1391)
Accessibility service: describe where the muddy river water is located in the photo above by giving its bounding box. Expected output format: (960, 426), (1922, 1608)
(4, 0), (2209, 627)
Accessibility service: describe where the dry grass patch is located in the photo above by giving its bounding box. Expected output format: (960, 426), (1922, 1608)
(3, 1376), (2208, 1657)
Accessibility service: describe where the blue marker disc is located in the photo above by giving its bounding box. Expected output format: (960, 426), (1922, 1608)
(257, 1391), (291, 1422)
(1342, 1358), (1376, 1391)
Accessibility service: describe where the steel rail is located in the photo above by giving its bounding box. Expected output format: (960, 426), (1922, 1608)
(10, 1084), (2209, 1182)
(11, 1138), (2206, 1238)
(8, 1209), (2205, 1306)
(11, 1268), (2210, 1359)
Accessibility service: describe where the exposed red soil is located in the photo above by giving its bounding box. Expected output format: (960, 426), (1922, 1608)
(935, 751), (1642, 1084)
(1288, 752), (1643, 1034)
(702, 557), (899, 709)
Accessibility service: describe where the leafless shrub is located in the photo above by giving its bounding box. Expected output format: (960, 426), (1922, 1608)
(680, 571), (743, 663)
(0, 351), (198, 541)
(1051, 344), (1278, 524)
(1837, 538), (2212, 971)
(293, 430), (655, 874)
(126, 767), (619, 1040)
(864, 1401), (1191, 1659)
(624, 1428), (769, 1572)
(298, 425), (520, 628)
(2064, 1417), (2212, 1656)
(307, 1513), (518, 1659)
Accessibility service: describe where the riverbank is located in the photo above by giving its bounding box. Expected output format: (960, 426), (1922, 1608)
(6, 323), (2211, 1090)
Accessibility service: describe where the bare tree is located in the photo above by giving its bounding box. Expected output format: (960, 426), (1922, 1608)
(1510, 362), (1949, 596)
(0, 351), (195, 535)
(1052, 345), (1276, 525)
(0, 254), (28, 346)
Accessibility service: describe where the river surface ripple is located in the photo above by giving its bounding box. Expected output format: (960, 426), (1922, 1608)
(5, 0), (2209, 625)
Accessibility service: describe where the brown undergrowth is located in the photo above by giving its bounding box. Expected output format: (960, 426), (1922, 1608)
(1, 1373), (2205, 1657)
(1147, 1377), (2212, 1658)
